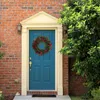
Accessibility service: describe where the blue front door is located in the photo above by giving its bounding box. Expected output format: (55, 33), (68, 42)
(29, 30), (55, 90)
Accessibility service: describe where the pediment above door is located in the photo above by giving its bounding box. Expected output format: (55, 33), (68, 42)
(20, 11), (58, 25)
(21, 11), (63, 96)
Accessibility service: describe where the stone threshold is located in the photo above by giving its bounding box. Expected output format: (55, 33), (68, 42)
(13, 95), (71, 100)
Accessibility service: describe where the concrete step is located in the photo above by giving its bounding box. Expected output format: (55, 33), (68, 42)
(14, 95), (71, 100)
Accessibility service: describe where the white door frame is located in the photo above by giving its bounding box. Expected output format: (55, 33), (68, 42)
(20, 11), (63, 95)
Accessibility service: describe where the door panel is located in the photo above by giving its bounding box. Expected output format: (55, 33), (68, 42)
(29, 30), (55, 90)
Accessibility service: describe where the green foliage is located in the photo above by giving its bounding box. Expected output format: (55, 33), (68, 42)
(0, 94), (4, 100)
(60, 0), (100, 95)
(71, 96), (81, 100)
(91, 87), (100, 100)
(0, 41), (4, 59)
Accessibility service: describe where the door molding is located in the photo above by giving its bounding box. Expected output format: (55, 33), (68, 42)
(20, 11), (63, 95)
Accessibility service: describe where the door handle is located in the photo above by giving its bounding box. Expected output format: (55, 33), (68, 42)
(29, 61), (32, 68)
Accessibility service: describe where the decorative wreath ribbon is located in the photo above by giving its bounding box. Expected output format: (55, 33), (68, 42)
(32, 36), (52, 55)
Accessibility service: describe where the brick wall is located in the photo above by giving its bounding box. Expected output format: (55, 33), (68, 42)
(63, 55), (69, 95)
(0, 0), (67, 97)
(69, 58), (87, 96)
(63, 30), (69, 95)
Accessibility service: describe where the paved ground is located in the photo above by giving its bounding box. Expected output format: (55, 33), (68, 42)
(14, 95), (71, 100)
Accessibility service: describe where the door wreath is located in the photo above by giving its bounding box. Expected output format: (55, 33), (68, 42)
(32, 36), (52, 55)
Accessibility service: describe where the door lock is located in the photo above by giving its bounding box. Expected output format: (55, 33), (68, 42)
(30, 57), (31, 60)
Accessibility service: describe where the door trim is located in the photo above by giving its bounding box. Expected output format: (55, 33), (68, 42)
(21, 11), (63, 95)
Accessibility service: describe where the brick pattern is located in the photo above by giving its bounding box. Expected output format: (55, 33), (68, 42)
(63, 28), (69, 95)
(27, 91), (57, 95)
(69, 58), (87, 96)
(63, 55), (69, 95)
(0, 0), (67, 97)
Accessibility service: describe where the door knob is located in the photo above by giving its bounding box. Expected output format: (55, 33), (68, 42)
(29, 61), (32, 67)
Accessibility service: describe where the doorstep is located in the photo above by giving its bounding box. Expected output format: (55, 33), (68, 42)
(13, 95), (71, 100)
(27, 91), (57, 95)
